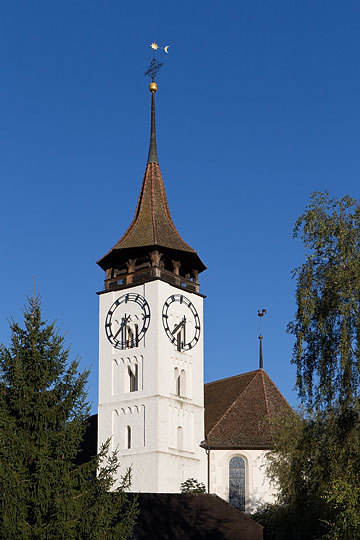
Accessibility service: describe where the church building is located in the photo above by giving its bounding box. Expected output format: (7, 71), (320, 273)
(95, 72), (291, 514)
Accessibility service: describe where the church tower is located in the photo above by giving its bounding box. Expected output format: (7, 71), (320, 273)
(96, 76), (207, 492)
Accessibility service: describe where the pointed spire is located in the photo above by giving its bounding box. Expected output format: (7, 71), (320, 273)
(97, 79), (206, 277)
(147, 86), (159, 164)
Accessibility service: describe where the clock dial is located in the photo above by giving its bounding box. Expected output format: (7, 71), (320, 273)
(162, 294), (201, 351)
(105, 293), (150, 349)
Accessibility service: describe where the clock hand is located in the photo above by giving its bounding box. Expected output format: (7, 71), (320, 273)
(171, 316), (186, 336)
(113, 315), (131, 340)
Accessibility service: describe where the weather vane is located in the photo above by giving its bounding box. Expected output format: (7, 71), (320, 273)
(144, 42), (170, 82)
(258, 309), (267, 330)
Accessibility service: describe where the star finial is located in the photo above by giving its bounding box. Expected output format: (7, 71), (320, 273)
(151, 42), (169, 53)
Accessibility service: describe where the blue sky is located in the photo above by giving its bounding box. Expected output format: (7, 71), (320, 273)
(1, 1), (360, 414)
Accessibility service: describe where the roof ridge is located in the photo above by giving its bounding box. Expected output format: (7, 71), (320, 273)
(262, 370), (293, 409)
(260, 370), (271, 417)
(226, 370), (270, 418)
(119, 164), (152, 247)
(98, 163), (151, 257)
(150, 165), (157, 244)
(154, 165), (195, 252)
(109, 162), (197, 253)
(206, 371), (258, 440)
(205, 369), (261, 387)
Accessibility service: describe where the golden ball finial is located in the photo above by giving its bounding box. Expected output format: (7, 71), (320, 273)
(149, 82), (158, 93)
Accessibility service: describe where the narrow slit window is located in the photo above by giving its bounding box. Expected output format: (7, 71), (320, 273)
(128, 364), (138, 392)
(179, 370), (186, 397)
(177, 426), (183, 450)
(174, 368), (180, 395)
(126, 326), (134, 348)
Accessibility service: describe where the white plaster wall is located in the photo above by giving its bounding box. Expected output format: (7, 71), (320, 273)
(111, 355), (143, 396)
(209, 449), (276, 513)
(98, 280), (206, 493)
(112, 405), (145, 451)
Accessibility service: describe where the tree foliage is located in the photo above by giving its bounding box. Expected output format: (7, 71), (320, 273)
(180, 478), (206, 494)
(289, 192), (360, 410)
(0, 297), (138, 539)
(256, 406), (360, 539)
(255, 193), (360, 540)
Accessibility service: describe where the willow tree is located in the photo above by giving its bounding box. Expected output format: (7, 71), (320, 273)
(0, 297), (138, 540)
(256, 193), (360, 540)
(288, 191), (360, 411)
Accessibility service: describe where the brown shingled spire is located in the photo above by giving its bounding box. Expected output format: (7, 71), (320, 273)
(97, 82), (206, 291)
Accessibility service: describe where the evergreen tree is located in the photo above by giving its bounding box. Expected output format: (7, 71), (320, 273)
(180, 478), (206, 494)
(0, 297), (138, 539)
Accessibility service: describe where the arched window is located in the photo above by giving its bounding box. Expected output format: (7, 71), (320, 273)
(177, 426), (183, 449)
(126, 425), (131, 449)
(179, 370), (186, 397)
(125, 323), (139, 349)
(174, 368), (180, 395)
(128, 364), (138, 392)
(126, 327), (134, 348)
(229, 456), (246, 511)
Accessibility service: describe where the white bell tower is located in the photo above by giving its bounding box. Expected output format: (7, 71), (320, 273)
(97, 79), (207, 492)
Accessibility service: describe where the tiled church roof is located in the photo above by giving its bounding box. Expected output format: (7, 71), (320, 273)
(204, 369), (292, 449)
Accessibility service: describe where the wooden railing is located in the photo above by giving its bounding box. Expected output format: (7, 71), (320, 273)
(104, 266), (199, 293)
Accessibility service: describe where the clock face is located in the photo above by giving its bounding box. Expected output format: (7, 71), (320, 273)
(162, 294), (201, 351)
(105, 293), (150, 349)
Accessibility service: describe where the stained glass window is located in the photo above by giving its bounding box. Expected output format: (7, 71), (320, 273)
(229, 456), (245, 511)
